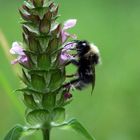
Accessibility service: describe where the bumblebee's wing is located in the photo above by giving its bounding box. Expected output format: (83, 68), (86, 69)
(91, 65), (95, 95)
(89, 54), (96, 95)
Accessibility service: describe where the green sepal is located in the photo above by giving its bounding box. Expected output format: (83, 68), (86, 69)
(23, 94), (38, 109)
(42, 93), (56, 109)
(44, 71), (51, 88)
(51, 51), (62, 68)
(63, 98), (73, 106)
(23, 51), (37, 68)
(22, 33), (28, 46)
(39, 19), (51, 34)
(26, 109), (50, 126)
(39, 10), (52, 33)
(52, 119), (95, 140)
(23, 1), (34, 9)
(48, 68), (65, 91)
(19, 9), (40, 23)
(37, 53), (51, 70)
(31, 74), (46, 91)
(52, 107), (65, 123)
(46, 37), (59, 54)
(19, 62), (31, 70)
(51, 5), (59, 17)
(32, 0), (44, 8)
(56, 89), (66, 106)
(29, 70), (50, 88)
(48, 1), (55, 9)
(51, 24), (61, 36)
(22, 4), (30, 13)
(28, 35), (41, 52)
(23, 24), (39, 36)
(39, 37), (49, 51)
(4, 124), (24, 140)
(29, 69), (48, 75)
(19, 9), (30, 21)
(56, 89), (73, 106)
(22, 26), (38, 40)
(16, 87), (48, 95)
(21, 69), (31, 86)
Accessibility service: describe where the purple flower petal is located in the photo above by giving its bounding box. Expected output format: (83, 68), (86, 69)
(61, 30), (70, 43)
(61, 31), (77, 43)
(10, 42), (28, 65)
(63, 42), (76, 51)
(59, 42), (76, 65)
(10, 42), (25, 55)
(11, 59), (19, 65)
(60, 51), (74, 65)
(61, 19), (77, 43)
(63, 19), (77, 30)
(18, 55), (28, 63)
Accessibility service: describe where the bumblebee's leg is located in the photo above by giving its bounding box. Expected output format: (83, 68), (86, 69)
(66, 74), (77, 78)
(65, 59), (79, 66)
(71, 59), (79, 66)
(63, 78), (80, 88)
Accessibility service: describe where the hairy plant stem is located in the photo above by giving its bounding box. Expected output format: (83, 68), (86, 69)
(42, 128), (50, 140)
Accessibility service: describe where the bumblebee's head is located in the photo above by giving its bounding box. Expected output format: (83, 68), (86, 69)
(75, 40), (90, 56)
(74, 40), (101, 65)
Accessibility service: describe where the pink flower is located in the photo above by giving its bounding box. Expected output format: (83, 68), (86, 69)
(10, 42), (28, 64)
(60, 42), (76, 65)
(61, 19), (77, 43)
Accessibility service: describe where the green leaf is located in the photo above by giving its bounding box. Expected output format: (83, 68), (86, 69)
(4, 125), (24, 140)
(52, 107), (65, 123)
(26, 109), (50, 125)
(52, 119), (95, 140)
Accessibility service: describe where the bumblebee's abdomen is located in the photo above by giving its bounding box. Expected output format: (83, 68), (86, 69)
(78, 57), (93, 84)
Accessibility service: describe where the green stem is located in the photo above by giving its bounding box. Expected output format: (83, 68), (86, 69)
(42, 129), (50, 140)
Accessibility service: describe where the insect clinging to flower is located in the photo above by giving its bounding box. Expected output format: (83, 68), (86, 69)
(62, 40), (101, 93)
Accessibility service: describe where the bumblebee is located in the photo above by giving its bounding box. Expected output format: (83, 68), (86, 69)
(64, 40), (100, 92)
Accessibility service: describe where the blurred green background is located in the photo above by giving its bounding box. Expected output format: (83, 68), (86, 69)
(0, 0), (140, 139)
